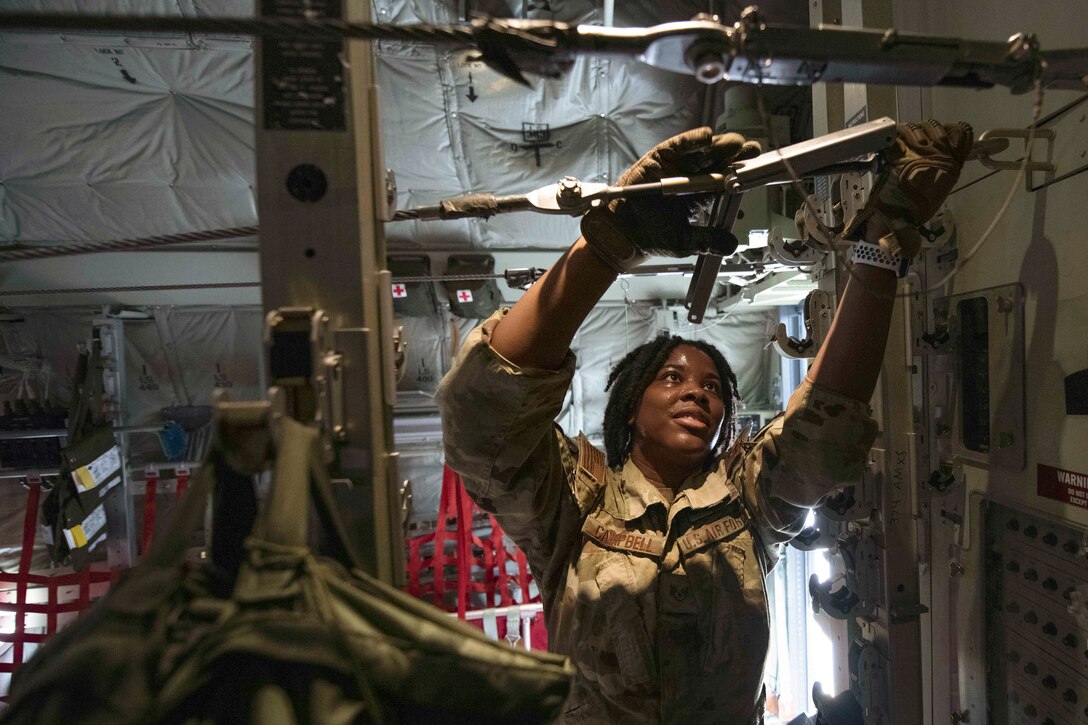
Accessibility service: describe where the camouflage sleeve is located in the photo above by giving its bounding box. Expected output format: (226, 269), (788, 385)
(731, 376), (879, 559)
(435, 309), (579, 564)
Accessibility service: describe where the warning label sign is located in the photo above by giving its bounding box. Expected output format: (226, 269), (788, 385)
(1037, 464), (1088, 509)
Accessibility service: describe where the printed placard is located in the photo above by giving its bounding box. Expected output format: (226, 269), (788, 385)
(72, 446), (121, 492)
(1037, 464), (1088, 509)
(63, 503), (107, 550)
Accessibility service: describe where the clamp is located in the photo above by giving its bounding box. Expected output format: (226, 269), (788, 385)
(770, 289), (832, 359)
(809, 574), (861, 620)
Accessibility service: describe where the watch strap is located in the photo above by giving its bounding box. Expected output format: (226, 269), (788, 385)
(850, 240), (909, 277)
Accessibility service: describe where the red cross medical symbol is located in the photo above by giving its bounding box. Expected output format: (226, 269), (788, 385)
(391, 284), (407, 298)
(457, 289), (473, 303)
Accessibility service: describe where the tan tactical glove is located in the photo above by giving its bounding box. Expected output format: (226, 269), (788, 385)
(844, 120), (974, 258)
(581, 128), (761, 273)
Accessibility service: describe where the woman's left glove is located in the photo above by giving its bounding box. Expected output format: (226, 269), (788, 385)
(844, 120), (974, 258)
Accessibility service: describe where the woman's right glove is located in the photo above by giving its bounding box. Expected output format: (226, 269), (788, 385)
(581, 128), (761, 273)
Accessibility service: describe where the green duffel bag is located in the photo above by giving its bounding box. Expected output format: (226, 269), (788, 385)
(3, 413), (572, 724)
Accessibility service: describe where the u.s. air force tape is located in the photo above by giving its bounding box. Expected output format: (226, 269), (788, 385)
(677, 514), (746, 555)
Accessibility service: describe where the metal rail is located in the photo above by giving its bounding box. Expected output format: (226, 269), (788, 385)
(0, 12), (1082, 91)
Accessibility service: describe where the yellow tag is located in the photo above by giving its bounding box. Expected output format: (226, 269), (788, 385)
(74, 466), (96, 491)
(69, 524), (87, 548)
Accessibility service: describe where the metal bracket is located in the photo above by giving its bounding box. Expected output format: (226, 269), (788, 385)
(770, 289), (832, 359)
(822, 468), (877, 524)
(769, 225), (821, 266)
(397, 474), (413, 533)
(794, 193), (844, 253)
(381, 168), (397, 221)
(926, 459), (962, 494)
(822, 487), (859, 519)
(837, 170), (878, 236)
(888, 602), (930, 624)
(391, 323), (406, 382)
(940, 283), (1027, 471)
(810, 573), (861, 620)
(917, 206), (956, 249)
(265, 307), (347, 461)
(811, 682), (865, 725)
(685, 192), (744, 323)
(849, 640), (891, 724)
(976, 127), (1056, 190)
(852, 534), (882, 618)
(792, 511), (839, 551)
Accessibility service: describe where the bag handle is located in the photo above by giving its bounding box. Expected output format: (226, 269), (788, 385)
(142, 410), (365, 573)
(249, 416), (364, 571)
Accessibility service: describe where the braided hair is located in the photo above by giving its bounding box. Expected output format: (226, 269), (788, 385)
(602, 335), (741, 469)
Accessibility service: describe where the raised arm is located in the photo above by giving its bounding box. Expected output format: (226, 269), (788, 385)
(808, 120), (974, 402)
(733, 121), (974, 543)
(806, 225), (897, 401)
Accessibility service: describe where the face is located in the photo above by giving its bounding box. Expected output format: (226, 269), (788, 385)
(629, 345), (727, 472)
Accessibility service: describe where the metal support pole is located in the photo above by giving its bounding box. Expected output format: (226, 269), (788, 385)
(869, 279), (926, 725)
(254, 0), (401, 584)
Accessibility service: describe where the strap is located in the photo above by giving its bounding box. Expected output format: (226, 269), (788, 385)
(850, 240), (909, 277)
(250, 416), (312, 549)
(515, 548), (531, 603)
(256, 416), (366, 571)
(175, 465), (190, 500)
(433, 466), (455, 607)
(141, 465), (158, 555)
(65, 351), (91, 442)
(13, 478), (41, 669)
(307, 444), (366, 572)
(490, 514), (510, 606)
(66, 336), (104, 443)
(454, 477), (472, 620)
(209, 457), (257, 580)
(143, 455), (217, 568)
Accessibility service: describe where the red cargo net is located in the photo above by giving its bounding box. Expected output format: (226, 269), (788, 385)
(404, 466), (546, 650)
(0, 478), (119, 692)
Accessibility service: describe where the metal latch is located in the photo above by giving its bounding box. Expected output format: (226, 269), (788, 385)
(264, 307), (346, 459)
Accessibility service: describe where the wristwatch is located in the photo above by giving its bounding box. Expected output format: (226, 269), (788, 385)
(850, 240), (909, 277)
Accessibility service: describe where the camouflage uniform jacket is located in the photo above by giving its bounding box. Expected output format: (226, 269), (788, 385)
(436, 311), (878, 724)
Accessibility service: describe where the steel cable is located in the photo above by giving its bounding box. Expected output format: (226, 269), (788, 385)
(0, 226), (258, 262)
(0, 282), (259, 296)
(0, 13), (482, 44)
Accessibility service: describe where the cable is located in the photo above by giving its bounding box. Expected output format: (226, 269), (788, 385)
(948, 166), (1009, 196)
(0, 226), (258, 262)
(0, 12), (483, 44)
(0, 282), (259, 296)
(926, 77), (1045, 294)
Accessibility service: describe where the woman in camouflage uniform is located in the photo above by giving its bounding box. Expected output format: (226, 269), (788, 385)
(437, 122), (972, 723)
